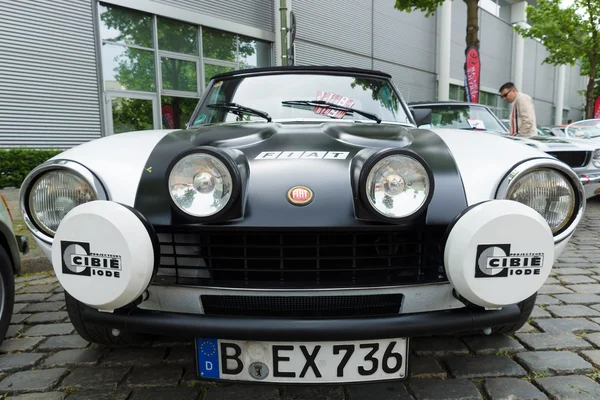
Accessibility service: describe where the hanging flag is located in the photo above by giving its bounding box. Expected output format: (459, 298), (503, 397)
(464, 46), (481, 103)
(594, 95), (600, 119)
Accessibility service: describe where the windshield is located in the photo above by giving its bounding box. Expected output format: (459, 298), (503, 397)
(423, 104), (508, 133)
(189, 73), (411, 126)
(565, 119), (600, 139)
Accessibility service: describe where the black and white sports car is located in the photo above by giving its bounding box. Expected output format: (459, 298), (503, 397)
(20, 66), (584, 384)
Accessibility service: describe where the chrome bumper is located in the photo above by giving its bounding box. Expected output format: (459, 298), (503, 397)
(580, 173), (600, 185)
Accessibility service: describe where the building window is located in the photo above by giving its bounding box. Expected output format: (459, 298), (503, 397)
(551, 107), (570, 124)
(98, 3), (272, 133)
(449, 84), (509, 119)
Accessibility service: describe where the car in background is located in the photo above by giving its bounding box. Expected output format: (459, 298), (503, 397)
(409, 101), (600, 199)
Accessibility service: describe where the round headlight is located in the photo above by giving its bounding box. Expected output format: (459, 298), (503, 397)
(365, 154), (431, 218)
(28, 170), (97, 235)
(168, 153), (233, 217)
(506, 168), (575, 233)
(593, 149), (600, 168)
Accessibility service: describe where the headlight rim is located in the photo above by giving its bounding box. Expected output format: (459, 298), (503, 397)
(593, 149), (600, 168)
(495, 157), (585, 243)
(358, 148), (435, 222)
(166, 147), (242, 220)
(19, 160), (107, 242)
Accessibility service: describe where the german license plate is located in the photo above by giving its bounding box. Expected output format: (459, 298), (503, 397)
(195, 337), (409, 383)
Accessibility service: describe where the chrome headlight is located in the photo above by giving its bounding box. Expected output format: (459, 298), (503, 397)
(20, 161), (105, 239)
(593, 149), (600, 168)
(497, 159), (584, 241)
(168, 152), (235, 217)
(363, 153), (432, 219)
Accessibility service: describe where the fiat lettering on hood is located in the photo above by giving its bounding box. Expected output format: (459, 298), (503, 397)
(19, 66), (585, 384)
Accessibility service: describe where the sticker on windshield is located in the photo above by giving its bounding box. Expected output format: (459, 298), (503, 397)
(315, 91), (356, 119)
(467, 118), (486, 130)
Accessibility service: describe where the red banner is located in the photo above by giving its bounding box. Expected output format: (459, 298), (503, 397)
(594, 95), (600, 119)
(464, 46), (481, 103)
(162, 104), (174, 129)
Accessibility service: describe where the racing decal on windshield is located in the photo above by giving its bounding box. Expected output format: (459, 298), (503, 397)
(475, 244), (544, 278)
(61, 241), (122, 279)
(255, 151), (349, 160)
(315, 91), (356, 118)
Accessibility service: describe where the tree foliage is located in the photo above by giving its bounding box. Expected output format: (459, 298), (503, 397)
(515, 0), (600, 118)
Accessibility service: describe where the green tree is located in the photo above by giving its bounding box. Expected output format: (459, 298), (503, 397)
(514, 0), (600, 118)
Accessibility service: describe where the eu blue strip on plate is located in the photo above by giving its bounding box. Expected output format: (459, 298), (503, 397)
(197, 338), (220, 378)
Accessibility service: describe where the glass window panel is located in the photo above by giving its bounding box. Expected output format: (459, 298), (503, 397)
(102, 43), (155, 91)
(161, 58), (197, 92)
(161, 96), (198, 129)
(238, 36), (272, 67)
(111, 97), (154, 133)
(204, 64), (234, 86)
(158, 17), (198, 55)
(99, 3), (152, 48)
(202, 27), (237, 62)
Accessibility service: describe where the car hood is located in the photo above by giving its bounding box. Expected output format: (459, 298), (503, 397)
(505, 135), (596, 151)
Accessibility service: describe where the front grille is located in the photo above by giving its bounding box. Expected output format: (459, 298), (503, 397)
(154, 228), (447, 288)
(547, 151), (590, 168)
(201, 294), (403, 317)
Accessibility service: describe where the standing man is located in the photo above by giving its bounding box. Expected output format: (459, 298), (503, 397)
(499, 82), (537, 137)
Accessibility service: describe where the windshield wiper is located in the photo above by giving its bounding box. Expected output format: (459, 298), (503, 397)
(281, 100), (381, 124)
(207, 103), (272, 122)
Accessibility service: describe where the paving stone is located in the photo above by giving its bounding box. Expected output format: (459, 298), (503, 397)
(65, 390), (131, 400)
(444, 355), (526, 378)
(412, 337), (469, 357)
(53, 286), (64, 293)
(554, 294), (600, 304)
(37, 335), (89, 351)
(14, 293), (51, 303)
(22, 323), (73, 337)
(554, 268), (594, 275)
(535, 294), (560, 306)
(462, 335), (524, 355)
(544, 277), (560, 285)
(0, 353), (44, 373)
(0, 368), (68, 393)
(531, 306), (552, 318)
(566, 284), (600, 294)
(101, 347), (167, 366)
(515, 351), (594, 375)
(45, 293), (65, 302)
(535, 375), (600, 399)
(164, 346), (195, 365)
(538, 285), (574, 295)
(580, 350), (600, 368)
(202, 385), (279, 400)
(534, 318), (600, 333)
(559, 275), (598, 284)
(13, 303), (27, 313)
(25, 311), (68, 324)
(409, 378), (482, 400)
(43, 348), (102, 367)
(22, 284), (59, 293)
(546, 305), (600, 318)
(10, 313), (30, 324)
(483, 377), (548, 400)
(0, 337), (44, 352)
(8, 393), (66, 400)
(6, 324), (23, 339)
(410, 357), (447, 379)
(516, 323), (538, 333)
(129, 388), (200, 400)
(28, 277), (58, 286)
(60, 367), (130, 390)
(515, 332), (593, 351)
(282, 386), (345, 400)
(15, 275), (46, 283)
(583, 332), (600, 347)
(125, 365), (183, 387)
(21, 302), (64, 313)
(347, 382), (413, 400)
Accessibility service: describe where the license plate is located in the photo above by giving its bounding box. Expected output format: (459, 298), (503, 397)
(195, 337), (409, 383)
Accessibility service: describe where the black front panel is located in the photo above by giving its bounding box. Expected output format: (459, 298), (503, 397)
(154, 227), (447, 289)
(546, 151), (590, 168)
(201, 294), (403, 317)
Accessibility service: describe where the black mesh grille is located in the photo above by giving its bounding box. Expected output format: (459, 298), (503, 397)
(546, 151), (590, 168)
(154, 228), (447, 288)
(201, 294), (403, 317)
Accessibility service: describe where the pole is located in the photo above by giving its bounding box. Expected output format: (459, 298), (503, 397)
(280, 0), (288, 66)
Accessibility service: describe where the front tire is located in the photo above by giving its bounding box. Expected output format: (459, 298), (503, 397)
(65, 291), (151, 346)
(0, 246), (15, 346)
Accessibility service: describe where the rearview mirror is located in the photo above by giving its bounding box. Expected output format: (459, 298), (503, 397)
(410, 108), (432, 127)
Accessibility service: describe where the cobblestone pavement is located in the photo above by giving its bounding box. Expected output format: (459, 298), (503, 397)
(3, 200), (600, 399)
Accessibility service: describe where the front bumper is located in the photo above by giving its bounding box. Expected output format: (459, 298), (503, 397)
(82, 304), (521, 341)
(580, 173), (600, 198)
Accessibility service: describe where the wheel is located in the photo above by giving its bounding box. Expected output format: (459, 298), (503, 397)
(65, 291), (151, 346)
(491, 293), (537, 334)
(0, 246), (15, 346)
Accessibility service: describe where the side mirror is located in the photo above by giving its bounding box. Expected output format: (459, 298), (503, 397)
(410, 108), (432, 127)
